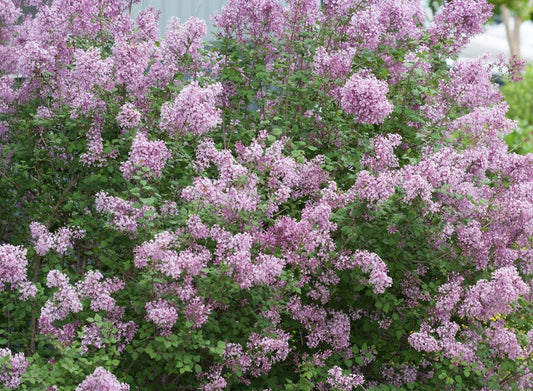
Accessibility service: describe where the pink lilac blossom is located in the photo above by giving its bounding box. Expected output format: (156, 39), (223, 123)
(95, 191), (156, 233)
(112, 37), (154, 94)
(381, 363), (418, 388)
(347, 4), (384, 50)
(326, 366), (365, 391)
(76, 270), (124, 313)
(182, 140), (260, 220)
(80, 323), (105, 354)
(224, 329), (290, 378)
(313, 46), (355, 81)
(64, 47), (114, 116)
(135, 7), (160, 41)
(76, 367), (129, 391)
(164, 16), (207, 58)
(284, 0), (321, 32)
(120, 132), (171, 180)
(408, 322), (440, 353)
(340, 70), (393, 124)
(134, 232), (209, 279)
(379, 0), (424, 44)
(39, 268), (133, 352)
(347, 170), (399, 205)
(350, 250), (392, 294)
(80, 120), (117, 167)
(460, 266), (529, 321)
(409, 321), (477, 365)
(485, 320), (525, 360)
(429, 0), (493, 55)
(360, 134), (402, 172)
(30, 222), (85, 256)
(149, 16), (209, 85)
(39, 270), (82, 337)
(0, 0), (21, 27)
(433, 276), (464, 323)
(287, 297), (351, 351)
(245, 328), (290, 377)
(184, 296), (212, 328)
(0, 77), (17, 115)
(160, 81), (222, 136)
(116, 102), (141, 130)
(0, 244), (36, 300)
(145, 299), (178, 336)
(199, 366), (227, 391)
(0, 348), (29, 390)
(322, 0), (353, 18)
(441, 56), (501, 109)
(213, 0), (285, 43)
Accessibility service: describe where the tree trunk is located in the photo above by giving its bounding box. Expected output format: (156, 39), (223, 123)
(501, 5), (522, 57)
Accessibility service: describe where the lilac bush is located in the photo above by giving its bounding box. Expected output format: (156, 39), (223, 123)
(0, 0), (531, 390)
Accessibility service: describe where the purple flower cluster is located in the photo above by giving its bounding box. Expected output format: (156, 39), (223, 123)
(145, 299), (178, 336)
(120, 132), (171, 180)
(460, 266), (529, 321)
(429, 0), (493, 55)
(0, 348), (28, 390)
(164, 16), (207, 58)
(326, 365), (365, 391)
(441, 57), (501, 109)
(287, 297), (351, 351)
(360, 134), (402, 172)
(340, 71), (393, 124)
(116, 103), (142, 130)
(39, 270), (83, 340)
(40, 269), (135, 352)
(0, 244), (36, 300)
(30, 222), (85, 256)
(76, 367), (129, 391)
(313, 46), (355, 81)
(160, 82), (222, 136)
(213, 0), (285, 43)
(223, 328), (290, 377)
(95, 191), (156, 233)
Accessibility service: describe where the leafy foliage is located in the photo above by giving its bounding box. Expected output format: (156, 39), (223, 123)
(0, 0), (531, 390)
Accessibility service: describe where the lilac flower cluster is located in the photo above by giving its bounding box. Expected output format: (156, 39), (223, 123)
(76, 367), (129, 391)
(80, 121), (119, 167)
(223, 328), (290, 378)
(39, 270), (83, 340)
(287, 297), (351, 351)
(429, 0), (493, 55)
(313, 46), (355, 81)
(30, 222), (85, 256)
(441, 57), (501, 109)
(40, 269), (135, 352)
(340, 71), (393, 124)
(116, 103), (142, 130)
(360, 134), (402, 172)
(1, 0), (532, 388)
(164, 16), (207, 58)
(64, 47), (114, 116)
(326, 365), (365, 391)
(213, 0), (285, 43)
(0, 348), (28, 390)
(120, 132), (171, 180)
(460, 266), (529, 321)
(0, 244), (36, 300)
(95, 191), (156, 233)
(352, 250), (393, 294)
(160, 82), (222, 136)
(145, 299), (178, 336)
